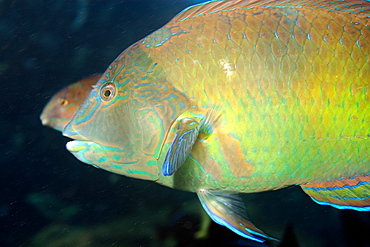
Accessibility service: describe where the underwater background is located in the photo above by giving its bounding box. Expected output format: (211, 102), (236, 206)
(1, 0), (370, 246)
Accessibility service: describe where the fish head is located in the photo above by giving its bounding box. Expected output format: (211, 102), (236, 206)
(63, 46), (191, 181)
(40, 74), (101, 132)
(40, 86), (75, 132)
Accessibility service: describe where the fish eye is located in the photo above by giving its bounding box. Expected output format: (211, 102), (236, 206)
(100, 83), (116, 101)
(59, 98), (69, 106)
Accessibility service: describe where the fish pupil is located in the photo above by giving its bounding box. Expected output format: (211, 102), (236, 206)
(59, 98), (68, 106)
(104, 89), (111, 98)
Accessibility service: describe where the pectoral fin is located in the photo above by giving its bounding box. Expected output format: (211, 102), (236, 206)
(197, 189), (277, 242)
(162, 116), (200, 176)
(162, 108), (220, 176)
(301, 174), (370, 211)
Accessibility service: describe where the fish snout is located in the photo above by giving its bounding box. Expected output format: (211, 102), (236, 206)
(40, 116), (50, 126)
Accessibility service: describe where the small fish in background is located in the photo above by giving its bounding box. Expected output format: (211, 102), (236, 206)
(40, 74), (102, 132)
(60, 0), (370, 243)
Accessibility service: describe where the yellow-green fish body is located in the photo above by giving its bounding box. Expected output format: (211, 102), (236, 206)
(62, 0), (370, 241)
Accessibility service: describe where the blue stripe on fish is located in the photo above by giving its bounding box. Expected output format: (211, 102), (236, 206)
(301, 174), (370, 211)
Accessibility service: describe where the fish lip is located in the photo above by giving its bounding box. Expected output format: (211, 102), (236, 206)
(66, 139), (94, 152)
(62, 122), (89, 141)
(41, 118), (49, 126)
(40, 114), (50, 126)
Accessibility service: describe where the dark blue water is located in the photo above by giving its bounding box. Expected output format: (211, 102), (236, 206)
(1, 1), (369, 246)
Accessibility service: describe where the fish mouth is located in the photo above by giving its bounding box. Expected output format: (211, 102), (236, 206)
(62, 122), (90, 142)
(66, 140), (86, 151)
(65, 139), (101, 166)
(63, 123), (100, 162)
(66, 140), (94, 152)
(40, 116), (49, 126)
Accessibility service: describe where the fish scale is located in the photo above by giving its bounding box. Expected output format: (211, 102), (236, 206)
(62, 0), (370, 242)
(144, 4), (369, 187)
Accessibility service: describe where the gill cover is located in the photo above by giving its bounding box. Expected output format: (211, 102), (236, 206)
(63, 46), (192, 180)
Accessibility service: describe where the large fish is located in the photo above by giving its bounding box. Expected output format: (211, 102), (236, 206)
(40, 74), (102, 132)
(62, 0), (370, 242)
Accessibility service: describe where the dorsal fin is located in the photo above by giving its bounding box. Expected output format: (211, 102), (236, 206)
(170, 0), (370, 23)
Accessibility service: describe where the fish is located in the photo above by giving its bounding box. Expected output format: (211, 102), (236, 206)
(62, 0), (370, 242)
(40, 74), (102, 132)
